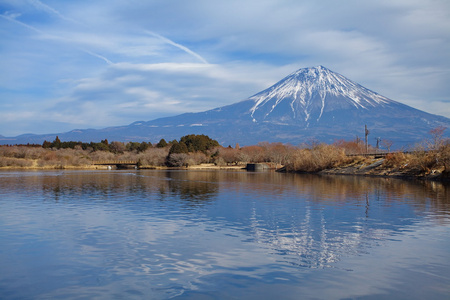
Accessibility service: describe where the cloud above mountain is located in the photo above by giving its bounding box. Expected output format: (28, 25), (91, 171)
(1, 0), (449, 136)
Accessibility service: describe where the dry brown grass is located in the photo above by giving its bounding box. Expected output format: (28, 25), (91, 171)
(0, 157), (34, 168)
(381, 141), (450, 176)
(383, 152), (408, 168)
(440, 143), (450, 172)
(285, 144), (347, 172)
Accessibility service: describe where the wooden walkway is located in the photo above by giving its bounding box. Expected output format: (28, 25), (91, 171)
(92, 160), (138, 166)
(347, 152), (390, 158)
(346, 151), (413, 158)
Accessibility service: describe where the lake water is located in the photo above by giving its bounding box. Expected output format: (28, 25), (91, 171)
(0, 170), (449, 299)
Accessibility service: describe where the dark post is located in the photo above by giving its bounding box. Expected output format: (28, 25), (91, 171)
(365, 125), (370, 153)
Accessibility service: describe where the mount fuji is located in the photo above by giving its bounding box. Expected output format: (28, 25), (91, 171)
(3, 66), (450, 147)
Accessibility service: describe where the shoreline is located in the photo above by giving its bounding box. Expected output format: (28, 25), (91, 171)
(317, 169), (448, 181)
(302, 158), (449, 182)
(0, 163), (247, 171)
(1, 161), (448, 182)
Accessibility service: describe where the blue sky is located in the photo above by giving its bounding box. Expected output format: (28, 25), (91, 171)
(1, 0), (449, 136)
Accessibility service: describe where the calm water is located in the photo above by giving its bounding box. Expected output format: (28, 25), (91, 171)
(0, 170), (449, 299)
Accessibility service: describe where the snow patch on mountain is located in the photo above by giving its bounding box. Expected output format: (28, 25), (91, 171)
(249, 66), (393, 123)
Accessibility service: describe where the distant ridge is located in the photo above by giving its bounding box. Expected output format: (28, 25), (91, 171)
(2, 66), (450, 148)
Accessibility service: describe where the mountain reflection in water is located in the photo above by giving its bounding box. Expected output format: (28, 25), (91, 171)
(0, 170), (448, 299)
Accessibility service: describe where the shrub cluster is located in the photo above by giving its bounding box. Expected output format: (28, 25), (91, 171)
(0, 145), (92, 168)
(379, 127), (450, 175)
(42, 136), (151, 153)
(401, 142), (450, 174)
(383, 152), (407, 168)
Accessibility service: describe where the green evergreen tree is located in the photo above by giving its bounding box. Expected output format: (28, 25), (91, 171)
(42, 140), (52, 149)
(156, 139), (167, 148)
(126, 142), (141, 152)
(52, 136), (61, 149)
(138, 141), (150, 152)
(169, 141), (188, 154)
(179, 134), (220, 153)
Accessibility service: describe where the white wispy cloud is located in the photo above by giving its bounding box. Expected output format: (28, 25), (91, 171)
(28, 0), (77, 23)
(145, 30), (209, 64)
(81, 49), (114, 65)
(1, 12), (115, 66)
(0, 11), (46, 35)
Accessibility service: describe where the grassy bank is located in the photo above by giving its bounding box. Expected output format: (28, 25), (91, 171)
(282, 144), (450, 180)
(1, 130), (449, 180)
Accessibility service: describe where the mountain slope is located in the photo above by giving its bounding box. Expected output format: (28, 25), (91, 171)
(2, 66), (450, 147)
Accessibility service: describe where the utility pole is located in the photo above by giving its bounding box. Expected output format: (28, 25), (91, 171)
(365, 125), (369, 153)
(375, 137), (381, 150)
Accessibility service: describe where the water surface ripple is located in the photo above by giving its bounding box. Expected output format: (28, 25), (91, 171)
(0, 170), (449, 299)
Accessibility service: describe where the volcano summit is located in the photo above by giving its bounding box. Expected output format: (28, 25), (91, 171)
(3, 66), (450, 147)
(248, 65), (395, 125)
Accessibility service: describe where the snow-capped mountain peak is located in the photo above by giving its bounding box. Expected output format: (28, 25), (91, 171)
(248, 66), (393, 124)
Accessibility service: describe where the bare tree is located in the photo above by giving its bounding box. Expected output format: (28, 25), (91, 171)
(381, 139), (394, 153)
(428, 126), (447, 150)
(218, 147), (240, 165)
(109, 141), (126, 153)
